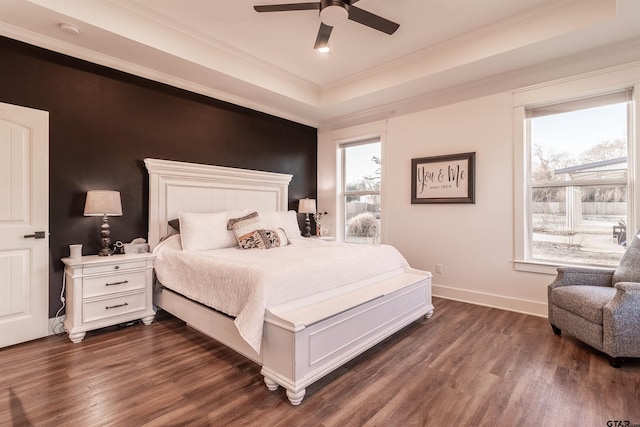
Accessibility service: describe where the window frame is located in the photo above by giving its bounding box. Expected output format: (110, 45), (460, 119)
(340, 138), (382, 244)
(513, 65), (639, 274)
(331, 121), (387, 243)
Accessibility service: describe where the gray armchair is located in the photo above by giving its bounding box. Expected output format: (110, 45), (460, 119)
(548, 233), (640, 367)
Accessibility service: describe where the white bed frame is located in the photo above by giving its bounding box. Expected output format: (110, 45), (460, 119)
(145, 158), (434, 405)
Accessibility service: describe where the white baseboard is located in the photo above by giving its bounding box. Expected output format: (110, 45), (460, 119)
(432, 284), (548, 318)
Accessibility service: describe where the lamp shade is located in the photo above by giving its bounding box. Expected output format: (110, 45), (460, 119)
(298, 198), (316, 214)
(84, 190), (122, 216)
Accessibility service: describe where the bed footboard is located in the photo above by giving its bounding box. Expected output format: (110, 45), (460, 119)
(261, 267), (433, 405)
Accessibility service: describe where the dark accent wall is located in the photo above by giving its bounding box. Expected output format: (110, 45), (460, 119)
(0, 37), (317, 317)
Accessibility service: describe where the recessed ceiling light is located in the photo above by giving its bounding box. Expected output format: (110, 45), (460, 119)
(317, 46), (331, 53)
(58, 23), (80, 36)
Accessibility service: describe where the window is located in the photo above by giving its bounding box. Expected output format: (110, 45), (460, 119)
(341, 139), (381, 244)
(522, 90), (633, 268)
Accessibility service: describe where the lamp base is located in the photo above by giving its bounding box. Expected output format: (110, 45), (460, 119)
(98, 215), (113, 256)
(304, 214), (311, 238)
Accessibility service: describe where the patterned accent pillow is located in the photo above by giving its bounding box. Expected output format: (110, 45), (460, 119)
(251, 228), (289, 249)
(228, 212), (262, 248)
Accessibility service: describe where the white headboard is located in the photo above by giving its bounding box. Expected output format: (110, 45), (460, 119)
(145, 158), (293, 249)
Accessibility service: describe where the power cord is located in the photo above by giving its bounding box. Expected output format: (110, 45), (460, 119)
(51, 273), (66, 336)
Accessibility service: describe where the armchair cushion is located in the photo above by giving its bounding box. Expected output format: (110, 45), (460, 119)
(552, 285), (617, 324)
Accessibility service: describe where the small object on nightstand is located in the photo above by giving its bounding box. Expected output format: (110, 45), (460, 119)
(69, 244), (82, 259)
(111, 240), (125, 254)
(124, 237), (150, 254)
(314, 210), (328, 236)
(61, 252), (156, 343)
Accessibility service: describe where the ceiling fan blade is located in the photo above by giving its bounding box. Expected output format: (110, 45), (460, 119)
(348, 6), (399, 35)
(254, 3), (319, 12)
(314, 23), (333, 49)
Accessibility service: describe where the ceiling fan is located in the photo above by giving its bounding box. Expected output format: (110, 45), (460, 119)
(254, 0), (400, 51)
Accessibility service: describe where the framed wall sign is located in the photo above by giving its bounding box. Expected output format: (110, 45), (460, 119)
(411, 152), (475, 204)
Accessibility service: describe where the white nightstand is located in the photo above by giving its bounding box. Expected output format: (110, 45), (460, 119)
(61, 252), (156, 343)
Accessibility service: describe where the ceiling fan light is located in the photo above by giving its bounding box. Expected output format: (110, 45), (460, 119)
(317, 46), (331, 53)
(320, 4), (348, 27)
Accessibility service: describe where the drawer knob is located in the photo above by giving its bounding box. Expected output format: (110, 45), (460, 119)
(106, 280), (129, 287)
(105, 302), (129, 310)
(114, 265), (120, 270)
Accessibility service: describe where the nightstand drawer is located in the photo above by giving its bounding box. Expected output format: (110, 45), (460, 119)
(83, 292), (147, 323)
(83, 259), (148, 275)
(83, 271), (146, 298)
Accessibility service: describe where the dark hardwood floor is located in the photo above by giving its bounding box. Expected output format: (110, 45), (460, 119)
(1, 297), (639, 426)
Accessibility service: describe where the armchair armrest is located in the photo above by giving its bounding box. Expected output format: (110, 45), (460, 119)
(549, 267), (615, 290)
(614, 281), (640, 293)
(603, 282), (640, 357)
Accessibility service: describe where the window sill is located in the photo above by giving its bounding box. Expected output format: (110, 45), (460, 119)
(514, 260), (560, 275)
(515, 259), (620, 275)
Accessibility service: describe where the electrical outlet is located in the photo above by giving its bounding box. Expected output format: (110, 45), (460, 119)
(436, 263), (443, 274)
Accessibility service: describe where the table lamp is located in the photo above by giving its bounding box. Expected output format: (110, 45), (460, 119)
(84, 190), (122, 256)
(298, 198), (316, 238)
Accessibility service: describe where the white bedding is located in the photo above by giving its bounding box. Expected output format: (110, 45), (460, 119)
(153, 235), (409, 352)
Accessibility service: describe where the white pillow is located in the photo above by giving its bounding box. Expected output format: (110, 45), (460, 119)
(178, 210), (249, 251)
(258, 210), (302, 239)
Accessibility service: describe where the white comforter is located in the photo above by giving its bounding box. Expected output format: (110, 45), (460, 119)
(153, 235), (409, 352)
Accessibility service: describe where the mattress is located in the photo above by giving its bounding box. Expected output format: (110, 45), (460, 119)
(153, 235), (409, 352)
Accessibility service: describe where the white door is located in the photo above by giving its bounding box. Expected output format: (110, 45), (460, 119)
(0, 102), (49, 348)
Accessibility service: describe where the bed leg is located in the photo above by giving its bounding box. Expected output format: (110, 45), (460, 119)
(286, 388), (306, 406)
(425, 308), (434, 319)
(263, 377), (279, 391)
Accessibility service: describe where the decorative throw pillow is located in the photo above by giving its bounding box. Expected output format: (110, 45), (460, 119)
(251, 228), (289, 249)
(228, 212), (263, 249)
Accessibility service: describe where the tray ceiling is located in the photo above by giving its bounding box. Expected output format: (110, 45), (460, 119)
(1, 0), (640, 128)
